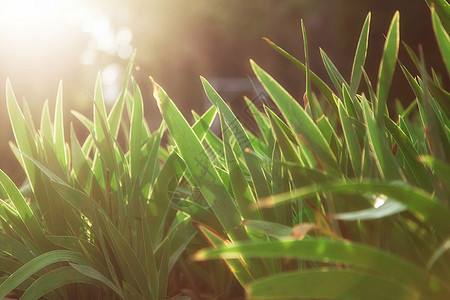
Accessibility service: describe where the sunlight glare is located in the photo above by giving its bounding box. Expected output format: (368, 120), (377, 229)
(0, 0), (77, 40)
(373, 195), (387, 208)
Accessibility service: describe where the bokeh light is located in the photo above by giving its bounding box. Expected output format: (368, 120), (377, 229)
(0, 0), (133, 104)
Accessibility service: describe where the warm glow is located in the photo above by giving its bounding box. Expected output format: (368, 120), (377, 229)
(0, 0), (133, 104)
(0, 0), (78, 40)
(0, 0), (132, 62)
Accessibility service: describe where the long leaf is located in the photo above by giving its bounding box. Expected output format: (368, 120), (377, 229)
(431, 6), (450, 76)
(260, 181), (450, 238)
(251, 60), (339, 173)
(263, 38), (336, 112)
(376, 11), (400, 122)
(247, 269), (421, 300)
(20, 266), (108, 300)
(151, 77), (247, 242)
(195, 239), (436, 292)
(0, 250), (87, 299)
(350, 13), (371, 95)
(0, 169), (49, 252)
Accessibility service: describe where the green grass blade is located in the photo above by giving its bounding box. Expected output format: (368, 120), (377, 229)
(376, 11), (400, 122)
(70, 263), (124, 299)
(338, 102), (362, 178)
(350, 12), (371, 95)
(241, 220), (292, 239)
(260, 181), (450, 238)
(192, 222), (253, 286)
(384, 116), (433, 191)
(156, 239), (169, 300)
(151, 78), (247, 241)
(201, 77), (272, 204)
(243, 96), (271, 144)
(333, 199), (406, 221)
(47, 236), (107, 274)
(94, 73), (109, 129)
(427, 80), (450, 120)
(98, 210), (153, 300)
(251, 60), (339, 173)
(53, 81), (67, 169)
(20, 266), (103, 300)
(108, 51), (136, 138)
(138, 206), (159, 299)
(301, 20), (315, 120)
(0, 250), (87, 299)
(320, 48), (349, 96)
(130, 80), (144, 182)
(431, 6), (450, 76)
(18, 150), (99, 220)
(425, 0), (450, 33)
(0, 232), (34, 263)
(266, 108), (304, 169)
(361, 69), (377, 104)
(220, 113), (261, 220)
(362, 99), (403, 180)
(6, 79), (38, 187)
(419, 155), (450, 183)
(192, 105), (217, 139)
(316, 114), (342, 154)
(246, 270), (421, 300)
(40, 100), (53, 144)
(399, 61), (424, 100)
(0, 169), (48, 252)
(148, 152), (185, 243)
(342, 84), (361, 121)
(195, 239), (434, 291)
(70, 124), (93, 191)
(71, 111), (94, 132)
(263, 38), (337, 112)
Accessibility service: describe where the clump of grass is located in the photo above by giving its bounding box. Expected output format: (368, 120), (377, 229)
(0, 54), (198, 299)
(0, 0), (449, 299)
(156, 2), (449, 299)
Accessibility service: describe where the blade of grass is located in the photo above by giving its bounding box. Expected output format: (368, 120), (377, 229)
(320, 48), (348, 97)
(301, 20), (315, 120)
(53, 81), (67, 169)
(0, 169), (49, 252)
(192, 222), (253, 286)
(151, 77), (248, 241)
(431, 4), (450, 76)
(376, 11), (400, 123)
(201, 78), (273, 214)
(338, 102), (362, 178)
(259, 181), (450, 238)
(0, 250), (87, 299)
(350, 13), (371, 95)
(195, 239), (434, 290)
(251, 60), (339, 174)
(220, 113), (261, 220)
(362, 99), (403, 180)
(246, 269), (421, 300)
(384, 116), (433, 191)
(263, 38), (337, 112)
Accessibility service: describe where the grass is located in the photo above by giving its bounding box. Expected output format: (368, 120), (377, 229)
(0, 0), (449, 299)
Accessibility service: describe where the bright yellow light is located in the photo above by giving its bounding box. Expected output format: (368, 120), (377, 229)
(0, 0), (78, 41)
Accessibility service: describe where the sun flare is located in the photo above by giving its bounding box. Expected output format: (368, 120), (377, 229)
(0, 0), (80, 40)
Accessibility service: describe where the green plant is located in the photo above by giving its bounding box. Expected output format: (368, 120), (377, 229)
(0, 0), (448, 299)
(153, 2), (449, 300)
(0, 54), (200, 299)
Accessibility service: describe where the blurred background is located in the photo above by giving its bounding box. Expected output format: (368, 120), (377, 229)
(0, 0), (447, 184)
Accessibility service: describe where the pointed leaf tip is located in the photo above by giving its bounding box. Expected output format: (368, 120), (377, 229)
(150, 76), (162, 107)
